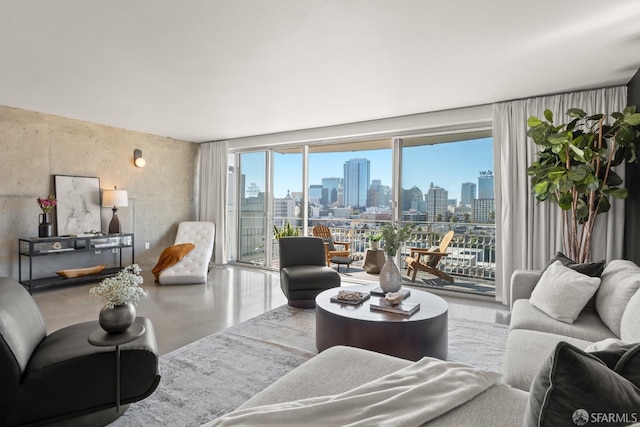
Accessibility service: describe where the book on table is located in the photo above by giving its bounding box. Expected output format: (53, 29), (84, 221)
(369, 298), (420, 316)
(369, 287), (411, 298)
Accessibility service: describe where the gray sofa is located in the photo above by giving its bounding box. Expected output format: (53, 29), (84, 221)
(225, 259), (640, 425)
(503, 259), (640, 391)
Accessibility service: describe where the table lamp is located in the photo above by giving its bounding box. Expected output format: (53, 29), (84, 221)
(102, 187), (128, 234)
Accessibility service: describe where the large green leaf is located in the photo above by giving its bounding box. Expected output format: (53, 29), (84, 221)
(623, 113), (640, 126)
(597, 196), (611, 214)
(558, 192), (573, 210)
(533, 181), (549, 196)
(527, 116), (543, 127)
(567, 165), (587, 182)
(544, 110), (554, 122)
(624, 105), (637, 115)
(567, 108), (586, 118)
(568, 143), (585, 161)
(605, 188), (628, 199)
(548, 132), (570, 145)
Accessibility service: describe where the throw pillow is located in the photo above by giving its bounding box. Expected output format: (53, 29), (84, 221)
(615, 343), (640, 388)
(587, 341), (636, 370)
(542, 251), (606, 277)
(524, 342), (640, 427)
(541, 252), (605, 309)
(529, 261), (600, 324)
(620, 288), (640, 343)
(322, 238), (336, 252)
(596, 260), (640, 337)
(424, 245), (441, 267)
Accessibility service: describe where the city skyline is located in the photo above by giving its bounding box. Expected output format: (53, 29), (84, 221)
(241, 137), (493, 203)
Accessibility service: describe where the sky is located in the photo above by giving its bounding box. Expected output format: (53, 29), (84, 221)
(240, 137), (493, 202)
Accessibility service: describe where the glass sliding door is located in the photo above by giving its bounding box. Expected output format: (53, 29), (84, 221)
(272, 148), (303, 267)
(237, 151), (268, 265)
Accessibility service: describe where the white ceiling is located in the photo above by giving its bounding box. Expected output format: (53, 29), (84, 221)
(1, 1), (639, 143)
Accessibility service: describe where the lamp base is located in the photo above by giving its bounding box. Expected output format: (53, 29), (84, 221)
(108, 208), (122, 234)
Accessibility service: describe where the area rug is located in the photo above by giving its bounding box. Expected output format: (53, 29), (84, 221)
(112, 304), (508, 426)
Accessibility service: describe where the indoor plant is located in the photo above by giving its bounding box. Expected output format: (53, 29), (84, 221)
(90, 264), (147, 333)
(368, 232), (382, 249)
(273, 222), (300, 240)
(527, 107), (640, 262)
(378, 222), (415, 292)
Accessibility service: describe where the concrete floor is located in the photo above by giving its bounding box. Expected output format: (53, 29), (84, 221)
(32, 264), (511, 355)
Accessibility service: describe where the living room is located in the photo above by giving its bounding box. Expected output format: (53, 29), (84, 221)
(2, 2), (640, 426)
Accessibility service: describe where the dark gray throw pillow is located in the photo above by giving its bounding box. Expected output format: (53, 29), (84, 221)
(589, 343), (637, 369)
(615, 343), (640, 388)
(541, 252), (606, 309)
(524, 342), (640, 427)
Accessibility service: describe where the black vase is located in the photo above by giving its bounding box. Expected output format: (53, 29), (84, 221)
(39, 213), (53, 238)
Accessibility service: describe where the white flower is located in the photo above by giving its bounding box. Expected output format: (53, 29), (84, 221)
(90, 264), (147, 309)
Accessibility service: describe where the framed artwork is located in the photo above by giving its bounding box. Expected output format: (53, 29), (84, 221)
(54, 175), (102, 236)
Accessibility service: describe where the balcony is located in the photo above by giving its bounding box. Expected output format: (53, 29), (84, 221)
(243, 219), (496, 297)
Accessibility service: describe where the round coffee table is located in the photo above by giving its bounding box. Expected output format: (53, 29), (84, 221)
(315, 285), (448, 361)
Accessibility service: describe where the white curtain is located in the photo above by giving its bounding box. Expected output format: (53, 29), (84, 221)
(199, 141), (228, 264)
(493, 86), (627, 304)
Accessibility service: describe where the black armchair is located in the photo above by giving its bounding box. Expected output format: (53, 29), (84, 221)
(278, 237), (341, 308)
(0, 277), (160, 426)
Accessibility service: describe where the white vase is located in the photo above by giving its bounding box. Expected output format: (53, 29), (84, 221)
(379, 255), (402, 293)
(370, 241), (379, 250)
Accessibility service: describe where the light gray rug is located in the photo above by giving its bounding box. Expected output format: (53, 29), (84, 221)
(112, 305), (508, 426)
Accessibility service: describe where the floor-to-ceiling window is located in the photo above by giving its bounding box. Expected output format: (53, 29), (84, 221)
(230, 130), (497, 295)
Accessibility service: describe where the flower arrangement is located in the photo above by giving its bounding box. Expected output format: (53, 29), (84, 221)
(380, 222), (415, 257)
(90, 264), (147, 309)
(37, 195), (57, 213)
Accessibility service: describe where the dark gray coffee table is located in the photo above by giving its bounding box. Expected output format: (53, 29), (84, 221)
(315, 285), (448, 361)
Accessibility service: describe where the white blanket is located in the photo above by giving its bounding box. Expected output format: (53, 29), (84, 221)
(202, 357), (502, 427)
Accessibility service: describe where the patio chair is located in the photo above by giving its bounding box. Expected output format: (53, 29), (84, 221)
(312, 225), (351, 267)
(405, 230), (455, 283)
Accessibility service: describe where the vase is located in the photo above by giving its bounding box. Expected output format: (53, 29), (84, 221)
(39, 213), (53, 238)
(379, 255), (402, 293)
(99, 303), (136, 334)
(370, 241), (380, 250)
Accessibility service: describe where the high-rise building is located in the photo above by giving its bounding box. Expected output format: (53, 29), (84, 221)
(402, 186), (424, 212)
(343, 158), (370, 209)
(472, 198), (495, 223)
(309, 184), (323, 206)
(368, 179), (390, 208)
(461, 182), (476, 206)
(272, 190), (297, 226)
(322, 177), (342, 204)
(478, 170), (494, 199)
(426, 183), (448, 222)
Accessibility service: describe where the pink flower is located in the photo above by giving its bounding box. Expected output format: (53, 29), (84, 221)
(37, 195), (57, 213)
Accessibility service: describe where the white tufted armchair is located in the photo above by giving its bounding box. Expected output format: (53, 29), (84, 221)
(158, 221), (215, 285)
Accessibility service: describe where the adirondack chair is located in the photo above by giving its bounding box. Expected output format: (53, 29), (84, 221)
(405, 230), (455, 282)
(312, 225), (351, 267)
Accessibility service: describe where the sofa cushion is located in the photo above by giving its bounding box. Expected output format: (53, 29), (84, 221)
(510, 299), (615, 342)
(529, 261), (600, 324)
(524, 342), (640, 427)
(620, 288), (640, 343)
(596, 260), (640, 337)
(502, 329), (593, 391)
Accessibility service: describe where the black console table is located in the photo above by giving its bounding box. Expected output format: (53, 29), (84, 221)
(18, 234), (134, 294)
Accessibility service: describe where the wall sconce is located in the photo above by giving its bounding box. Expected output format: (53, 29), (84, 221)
(102, 186), (129, 234)
(134, 149), (146, 168)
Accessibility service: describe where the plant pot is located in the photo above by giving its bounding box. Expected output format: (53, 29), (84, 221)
(370, 241), (380, 250)
(379, 255), (402, 293)
(99, 303), (136, 334)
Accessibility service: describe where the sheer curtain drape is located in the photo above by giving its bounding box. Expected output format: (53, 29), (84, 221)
(199, 141), (228, 264)
(493, 86), (627, 304)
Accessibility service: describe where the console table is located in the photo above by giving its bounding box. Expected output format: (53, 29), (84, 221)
(18, 234), (134, 294)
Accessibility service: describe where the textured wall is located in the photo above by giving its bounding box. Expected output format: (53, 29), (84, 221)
(0, 104), (199, 280)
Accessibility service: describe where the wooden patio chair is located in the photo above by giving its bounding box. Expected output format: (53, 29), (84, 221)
(405, 230), (455, 283)
(312, 225), (351, 267)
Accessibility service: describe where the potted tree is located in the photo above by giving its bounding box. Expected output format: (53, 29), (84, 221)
(527, 106), (640, 262)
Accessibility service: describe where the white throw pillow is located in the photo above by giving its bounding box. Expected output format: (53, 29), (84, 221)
(584, 338), (628, 353)
(620, 288), (640, 343)
(596, 260), (640, 337)
(529, 261), (601, 324)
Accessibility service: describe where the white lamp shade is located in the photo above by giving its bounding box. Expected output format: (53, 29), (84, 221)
(102, 190), (129, 208)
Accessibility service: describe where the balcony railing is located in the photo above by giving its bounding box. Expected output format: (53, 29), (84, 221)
(241, 218), (496, 289)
